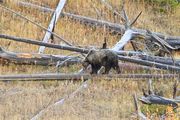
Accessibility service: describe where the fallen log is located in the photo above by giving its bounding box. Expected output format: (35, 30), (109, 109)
(118, 56), (180, 72)
(139, 95), (179, 108)
(0, 34), (180, 71)
(39, 0), (67, 53)
(0, 34), (89, 53)
(62, 13), (180, 42)
(139, 55), (180, 66)
(140, 80), (180, 108)
(0, 33), (146, 56)
(0, 73), (178, 81)
(0, 47), (161, 71)
(1, 34), (180, 71)
(0, 47), (80, 65)
(168, 40), (180, 47)
(0, 46), (155, 70)
(17, 1), (180, 42)
(119, 63), (160, 71)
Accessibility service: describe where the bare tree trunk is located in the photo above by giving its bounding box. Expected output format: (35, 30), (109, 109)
(112, 29), (137, 51)
(39, 0), (67, 53)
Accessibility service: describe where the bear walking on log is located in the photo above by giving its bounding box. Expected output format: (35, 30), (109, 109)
(82, 49), (121, 74)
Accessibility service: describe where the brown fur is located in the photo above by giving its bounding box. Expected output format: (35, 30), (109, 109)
(82, 49), (120, 74)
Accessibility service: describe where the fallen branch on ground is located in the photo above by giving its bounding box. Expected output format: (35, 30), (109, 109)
(139, 80), (180, 108)
(31, 79), (89, 120)
(1, 34), (180, 71)
(0, 73), (178, 81)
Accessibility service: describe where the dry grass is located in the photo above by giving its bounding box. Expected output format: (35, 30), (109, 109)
(0, 0), (180, 120)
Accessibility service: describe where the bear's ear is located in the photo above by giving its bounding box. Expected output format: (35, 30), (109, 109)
(86, 50), (95, 57)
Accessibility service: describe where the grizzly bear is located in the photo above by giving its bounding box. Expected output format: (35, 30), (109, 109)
(82, 49), (120, 74)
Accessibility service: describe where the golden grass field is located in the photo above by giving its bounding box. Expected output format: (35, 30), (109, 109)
(0, 0), (180, 120)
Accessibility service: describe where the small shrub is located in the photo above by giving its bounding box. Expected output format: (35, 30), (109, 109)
(141, 104), (167, 115)
(142, 0), (179, 13)
(141, 104), (179, 119)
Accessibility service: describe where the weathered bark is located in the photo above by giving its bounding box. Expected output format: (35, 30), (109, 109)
(0, 47), (80, 65)
(0, 73), (178, 81)
(168, 40), (180, 47)
(39, 0), (67, 53)
(118, 56), (180, 72)
(119, 63), (160, 71)
(139, 95), (178, 108)
(139, 55), (180, 66)
(112, 29), (137, 51)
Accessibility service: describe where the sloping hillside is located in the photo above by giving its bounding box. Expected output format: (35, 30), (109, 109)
(0, 0), (179, 120)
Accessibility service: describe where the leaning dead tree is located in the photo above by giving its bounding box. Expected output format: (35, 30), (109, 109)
(38, 0), (67, 53)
